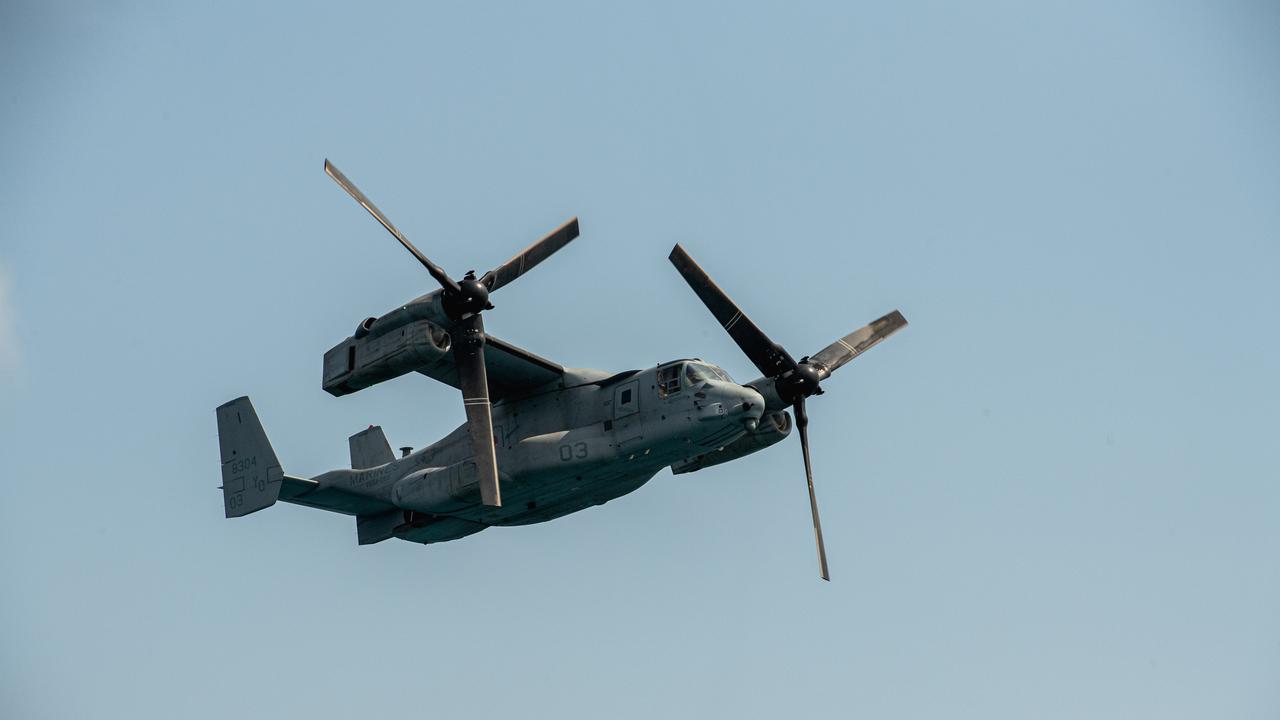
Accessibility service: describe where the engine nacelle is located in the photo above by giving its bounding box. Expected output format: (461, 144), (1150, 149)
(670, 410), (792, 475)
(323, 319), (452, 397)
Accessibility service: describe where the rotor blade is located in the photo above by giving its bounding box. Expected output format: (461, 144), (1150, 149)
(323, 159), (460, 294)
(809, 310), (908, 380)
(668, 244), (797, 378)
(481, 217), (580, 293)
(453, 314), (501, 507)
(793, 397), (830, 581)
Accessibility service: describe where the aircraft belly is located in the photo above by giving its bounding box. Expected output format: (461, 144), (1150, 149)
(483, 414), (751, 526)
(487, 463), (661, 526)
(395, 516), (487, 544)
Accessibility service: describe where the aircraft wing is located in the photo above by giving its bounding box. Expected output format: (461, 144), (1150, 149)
(278, 475), (397, 516)
(416, 333), (565, 402)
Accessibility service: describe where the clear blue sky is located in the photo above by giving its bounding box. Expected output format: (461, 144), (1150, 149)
(2, 1), (1278, 717)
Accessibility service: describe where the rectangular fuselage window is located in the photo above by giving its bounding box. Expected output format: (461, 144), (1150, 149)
(657, 364), (682, 397)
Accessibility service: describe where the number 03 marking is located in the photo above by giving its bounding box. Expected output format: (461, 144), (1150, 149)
(558, 442), (588, 461)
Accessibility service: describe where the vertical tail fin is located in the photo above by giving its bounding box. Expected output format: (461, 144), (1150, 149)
(216, 396), (284, 518)
(349, 426), (395, 469)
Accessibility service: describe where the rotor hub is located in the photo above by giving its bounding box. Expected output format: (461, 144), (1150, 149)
(776, 362), (822, 405)
(442, 272), (492, 319)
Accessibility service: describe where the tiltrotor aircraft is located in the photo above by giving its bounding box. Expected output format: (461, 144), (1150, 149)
(217, 160), (907, 579)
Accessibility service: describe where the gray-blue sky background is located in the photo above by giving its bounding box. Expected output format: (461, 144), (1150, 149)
(2, 1), (1278, 717)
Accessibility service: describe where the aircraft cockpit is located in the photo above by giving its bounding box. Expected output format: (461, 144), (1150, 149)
(656, 360), (734, 398)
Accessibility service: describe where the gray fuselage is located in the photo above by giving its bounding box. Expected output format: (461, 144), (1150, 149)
(298, 361), (787, 544)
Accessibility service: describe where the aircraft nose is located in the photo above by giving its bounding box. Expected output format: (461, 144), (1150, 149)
(694, 383), (765, 427)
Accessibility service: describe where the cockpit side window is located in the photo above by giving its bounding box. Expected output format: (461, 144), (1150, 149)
(657, 364), (682, 397)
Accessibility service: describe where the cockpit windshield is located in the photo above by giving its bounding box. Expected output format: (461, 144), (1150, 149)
(658, 361), (734, 397)
(684, 362), (732, 386)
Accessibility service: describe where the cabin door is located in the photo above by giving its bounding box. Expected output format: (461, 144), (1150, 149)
(612, 380), (644, 450)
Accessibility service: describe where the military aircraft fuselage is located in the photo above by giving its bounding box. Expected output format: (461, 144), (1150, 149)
(297, 359), (789, 545)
